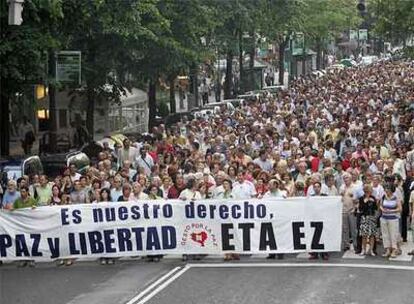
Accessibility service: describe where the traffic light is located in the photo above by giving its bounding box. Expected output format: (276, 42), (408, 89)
(357, 0), (366, 14)
(35, 85), (48, 100)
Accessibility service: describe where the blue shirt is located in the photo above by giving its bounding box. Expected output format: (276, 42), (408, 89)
(2, 190), (20, 208)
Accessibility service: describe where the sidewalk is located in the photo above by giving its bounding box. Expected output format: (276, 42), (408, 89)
(9, 136), (40, 157)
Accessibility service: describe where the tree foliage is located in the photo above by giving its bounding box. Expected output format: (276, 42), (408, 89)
(371, 0), (414, 44)
(0, 0), (396, 155)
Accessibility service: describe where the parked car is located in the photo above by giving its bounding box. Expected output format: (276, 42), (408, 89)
(237, 94), (259, 102)
(0, 156), (43, 181)
(164, 111), (195, 127)
(359, 56), (379, 66)
(192, 109), (215, 120)
(41, 151), (90, 178)
(261, 85), (285, 93)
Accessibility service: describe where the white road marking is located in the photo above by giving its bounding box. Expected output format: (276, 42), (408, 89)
(250, 254), (268, 259)
(188, 262), (414, 271)
(125, 266), (182, 304)
(133, 265), (191, 304)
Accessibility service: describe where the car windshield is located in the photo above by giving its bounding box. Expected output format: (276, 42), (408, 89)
(23, 157), (43, 177)
(3, 166), (22, 180)
(68, 153), (90, 172)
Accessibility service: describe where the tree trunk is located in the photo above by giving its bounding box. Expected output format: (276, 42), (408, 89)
(193, 65), (199, 108)
(278, 39), (286, 85)
(249, 30), (255, 70)
(239, 29), (244, 94)
(148, 79), (157, 131)
(169, 76), (176, 114)
(224, 51), (233, 99)
(86, 88), (95, 141)
(0, 81), (10, 156)
(48, 51), (57, 152)
(302, 36), (306, 76)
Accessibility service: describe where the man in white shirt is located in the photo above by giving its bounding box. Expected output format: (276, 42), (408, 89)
(117, 138), (138, 169)
(232, 171), (257, 199)
(110, 177), (123, 202)
(307, 174), (329, 196)
(69, 164), (81, 182)
(253, 150), (273, 172)
(135, 147), (154, 176)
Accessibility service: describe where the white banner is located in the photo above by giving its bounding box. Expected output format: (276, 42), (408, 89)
(0, 197), (342, 261)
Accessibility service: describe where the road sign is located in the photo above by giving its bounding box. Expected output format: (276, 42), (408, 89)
(56, 51), (81, 85)
(292, 32), (304, 55)
(349, 30), (358, 41)
(358, 29), (368, 41)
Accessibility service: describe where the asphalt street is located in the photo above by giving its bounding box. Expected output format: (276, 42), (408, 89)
(0, 259), (181, 304)
(149, 265), (414, 304)
(1, 255), (414, 304)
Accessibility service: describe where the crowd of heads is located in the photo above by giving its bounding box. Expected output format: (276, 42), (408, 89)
(1, 60), (414, 208)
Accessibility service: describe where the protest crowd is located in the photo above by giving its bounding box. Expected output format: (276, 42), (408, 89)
(1, 60), (414, 266)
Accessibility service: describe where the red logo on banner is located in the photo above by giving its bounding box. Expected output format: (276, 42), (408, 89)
(181, 223), (218, 248)
(191, 231), (208, 247)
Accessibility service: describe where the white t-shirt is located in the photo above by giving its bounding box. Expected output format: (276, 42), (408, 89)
(232, 181), (257, 199)
(179, 189), (202, 200)
(70, 173), (81, 182)
(372, 184), (385, 201)
(253, 158), (273, 172)
(263, 190), (287, 198)
(129, 192), (148, 202)
(307, 184), (330, 196)
(135, 154), (154, 176)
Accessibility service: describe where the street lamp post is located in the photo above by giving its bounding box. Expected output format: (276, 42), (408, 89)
(216, 47), (221, 102)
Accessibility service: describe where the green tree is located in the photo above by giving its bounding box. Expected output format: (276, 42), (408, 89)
(210, 0), (259, 97)
(156, 0), (217, 113)
(371, 0), (414, 46)
(302, 0), (361, 69)
(0, 0), (62, 156)
(259, 0), (305, 84)
(58, 0), (168, 137)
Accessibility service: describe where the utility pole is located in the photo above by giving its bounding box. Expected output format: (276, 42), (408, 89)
(1, 1), (24, 156)
(48, 51), (57, 153)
